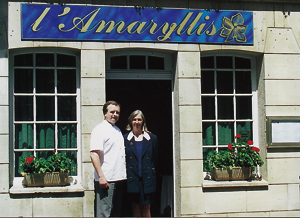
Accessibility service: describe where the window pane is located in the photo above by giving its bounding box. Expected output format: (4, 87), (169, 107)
(203, 147), (215, 171)
(218, 96), (233, 119)
(217, 71), (233, 94)
(237, 122), (253, 141)
(201, 71), (214, 94)
(57, 69), (76, 93)
(58, 96), (76, 121)
(14, 69), (33, 93)
(236, 96), (252, 119)
(148, 56), (164, 70)
(59, 151), (77, 176)
(15, 96), (33, 121)
(36, 53), (54, 67)
(15, 124), (34, 149)
(202, 97), (215, 119)
(201, 56), (214, 69)
(218, 147), (229, 152)
(15, 151), (33, 176)
(218, 122), (234, 145)
(36, 69), (54, 93)
(14, 54), (33, 66)
(36, 151), (55, 160)
(235, 57), (251, 69)
(57, 54), (76, 67)
(236, 71), (252, 93)
(216, 56), (232, 69)
(36, 96), (55, 121)
(130, 55), (146, 69)
(58, 124), (77, 148)
(36, 124), (55, 149)
(203, 122), (215, 145)
(110, 56), (127, 69)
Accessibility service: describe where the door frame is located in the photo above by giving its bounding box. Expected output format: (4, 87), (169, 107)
(105, 49), (176, 217)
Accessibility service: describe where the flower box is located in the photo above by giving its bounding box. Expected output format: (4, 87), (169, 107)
(20, 153), (74, 187)
(24, 171), (69, 187)
(211, 167), (252, 181)
(206, 134), (264, 181)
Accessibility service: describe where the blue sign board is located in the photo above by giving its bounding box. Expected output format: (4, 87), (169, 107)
(21, 4), (253, 44)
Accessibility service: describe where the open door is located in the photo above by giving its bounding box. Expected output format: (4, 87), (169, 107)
(106, 79), (173, 217)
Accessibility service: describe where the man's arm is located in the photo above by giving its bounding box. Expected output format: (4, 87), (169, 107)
(90, 151), (109, 188)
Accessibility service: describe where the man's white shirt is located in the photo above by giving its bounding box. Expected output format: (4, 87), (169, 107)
(90, 120), (126, 182)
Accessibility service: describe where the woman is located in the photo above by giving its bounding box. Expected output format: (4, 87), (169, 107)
(124, 110), (158, 217)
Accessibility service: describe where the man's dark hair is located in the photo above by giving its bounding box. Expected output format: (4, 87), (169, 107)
(103, 101), (121, 115)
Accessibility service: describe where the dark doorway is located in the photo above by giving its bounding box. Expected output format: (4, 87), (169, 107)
(106, 79), (173, 217)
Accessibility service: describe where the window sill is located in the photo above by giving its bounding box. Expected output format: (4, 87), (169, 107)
(202, 179), (268, 188)
(9, 183), (85, 194)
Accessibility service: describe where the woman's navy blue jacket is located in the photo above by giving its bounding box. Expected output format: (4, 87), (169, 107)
(124, 131), (158, 194)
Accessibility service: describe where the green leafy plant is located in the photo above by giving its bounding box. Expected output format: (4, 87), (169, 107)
(207, 150), (235, 170)
(20, 152), (74, 175)
(206, 134), (264, 171)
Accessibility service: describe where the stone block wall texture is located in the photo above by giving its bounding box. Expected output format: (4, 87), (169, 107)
(1, 0), (300, 217)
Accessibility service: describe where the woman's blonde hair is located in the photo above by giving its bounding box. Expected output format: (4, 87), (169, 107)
(126, 110), (148, 131)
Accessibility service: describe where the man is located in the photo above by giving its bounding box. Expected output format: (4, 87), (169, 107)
(90, 100), (126, 217)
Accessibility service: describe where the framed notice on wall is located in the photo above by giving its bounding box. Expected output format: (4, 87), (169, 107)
(267, 117), (300, 148)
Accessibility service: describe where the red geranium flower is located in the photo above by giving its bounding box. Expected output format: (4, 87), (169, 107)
(235, 134), (242, 139)
(251, 147), (260, 152)
(247, 140), (253, 145)
(228, 143), (233, 150)
(25, 157), (34, 164)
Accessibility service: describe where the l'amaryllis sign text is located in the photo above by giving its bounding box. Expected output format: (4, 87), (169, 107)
(21, 4), (253, 44)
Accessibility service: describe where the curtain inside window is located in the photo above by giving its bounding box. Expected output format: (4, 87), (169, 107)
(58, 124), (77, 149)
(15, 124), (33, 149)
(203, 122), (215, 145)
(58, 124), (77, 175)
(237, 122), (253, 141)
(36, 124), (55, 149)
(218, 122), (234, 145)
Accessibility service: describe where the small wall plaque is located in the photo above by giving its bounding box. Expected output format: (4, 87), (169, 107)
(267, 117), (300, 148)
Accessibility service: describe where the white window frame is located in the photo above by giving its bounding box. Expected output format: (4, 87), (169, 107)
(9, 48), (81, 187)
(201, 53), (259, 168)
(106, 49), (173, 80)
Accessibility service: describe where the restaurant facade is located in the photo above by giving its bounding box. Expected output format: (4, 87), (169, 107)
(1, 0), (300, 216)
